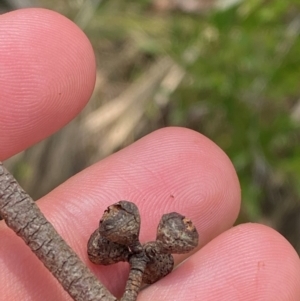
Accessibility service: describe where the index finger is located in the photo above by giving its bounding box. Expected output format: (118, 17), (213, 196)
(0, 8), (96, 160)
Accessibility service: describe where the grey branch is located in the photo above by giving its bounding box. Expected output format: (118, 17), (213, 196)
(0, 161), (116, 301)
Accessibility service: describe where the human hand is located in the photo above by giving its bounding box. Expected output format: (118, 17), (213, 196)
(1, 8), (300, 301)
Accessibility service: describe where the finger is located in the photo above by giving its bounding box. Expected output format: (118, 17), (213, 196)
(0, 8), (96, 160)
(0, 127), (240, 300)
(139, 223), (300, 301)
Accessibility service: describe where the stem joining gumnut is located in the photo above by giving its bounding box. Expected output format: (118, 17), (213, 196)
(88, 200), (199, 301)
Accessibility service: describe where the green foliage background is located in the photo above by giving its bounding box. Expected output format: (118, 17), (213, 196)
(86, 0), (300, 218)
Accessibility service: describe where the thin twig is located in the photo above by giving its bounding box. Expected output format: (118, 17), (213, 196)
(0, 161), (116, 301)
(120, 255), (147, 301)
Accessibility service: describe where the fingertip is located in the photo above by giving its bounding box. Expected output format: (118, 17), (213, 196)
(211, 223), (300, 285)
(0, 8), (96, 159)
(129, 127), (241, 242)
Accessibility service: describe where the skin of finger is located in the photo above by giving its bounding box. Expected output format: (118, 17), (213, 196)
(0, 8), (96, 160)
(138, 223), (300, 301)
(0, 127), (240, 300)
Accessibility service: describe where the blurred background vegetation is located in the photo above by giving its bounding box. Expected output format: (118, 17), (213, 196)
(2, 0), (300, 253)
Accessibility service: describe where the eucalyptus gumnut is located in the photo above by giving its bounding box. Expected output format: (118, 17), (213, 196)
(87, 229), (130, 265)
(142, 241), (174, 284)
(156, 212), (199, 253)
(99, 201), (141, 250)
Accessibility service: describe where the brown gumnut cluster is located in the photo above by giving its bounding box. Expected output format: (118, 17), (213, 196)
(87, 201), (199, 301)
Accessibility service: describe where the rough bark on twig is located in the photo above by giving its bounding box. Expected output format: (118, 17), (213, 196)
(0, 161), (116, 301)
